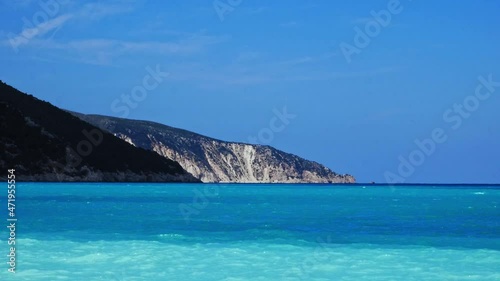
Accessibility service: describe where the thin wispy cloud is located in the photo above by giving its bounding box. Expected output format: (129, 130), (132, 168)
(78, 1), (136, 20)
(0, 0), (36, 8)
(351, 17), (373, 25)
(2, 1), (136, 51)
(233, 51), (262, 63)
(6, 14), (73, 48)
(244, 6), (268, 14)
(330, 66), (402, 79)
(165, 52), (400, 89)
(1, 1), (397, 82)
(24, 33), (226, 65)
(280, 21), (299, 28)
(277, 56), (314, 66)
(274, 52), (337, 66)
(183, 66), (400, 88)
(350, 16), (408, 28)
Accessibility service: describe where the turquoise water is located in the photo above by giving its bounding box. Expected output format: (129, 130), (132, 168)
(1, 183), (500, 280)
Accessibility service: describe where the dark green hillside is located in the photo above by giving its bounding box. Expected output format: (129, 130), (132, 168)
(0, 81), (199, 182)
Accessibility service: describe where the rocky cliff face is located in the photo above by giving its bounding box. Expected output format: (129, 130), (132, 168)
(73, 113), (355, 183)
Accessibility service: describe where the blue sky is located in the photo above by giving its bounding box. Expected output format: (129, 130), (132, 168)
(1, 0), (499, 183)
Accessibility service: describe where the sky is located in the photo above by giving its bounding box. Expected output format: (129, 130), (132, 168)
(1, 0), (499, 183)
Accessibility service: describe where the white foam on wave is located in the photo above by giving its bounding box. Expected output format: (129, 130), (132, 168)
(1, 238), (500, 281)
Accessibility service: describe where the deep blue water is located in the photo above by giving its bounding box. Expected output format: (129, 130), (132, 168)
(1, 183), (499, 280)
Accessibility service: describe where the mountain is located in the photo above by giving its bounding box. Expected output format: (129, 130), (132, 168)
(72, 113), (355, 183)
(0, 81), (199, 182)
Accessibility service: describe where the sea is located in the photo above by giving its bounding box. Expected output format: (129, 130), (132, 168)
(1, 183), (499, 281)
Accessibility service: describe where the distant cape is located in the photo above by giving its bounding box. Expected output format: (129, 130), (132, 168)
(72, 112), (355, 183)
(0, 80), (354, 183)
